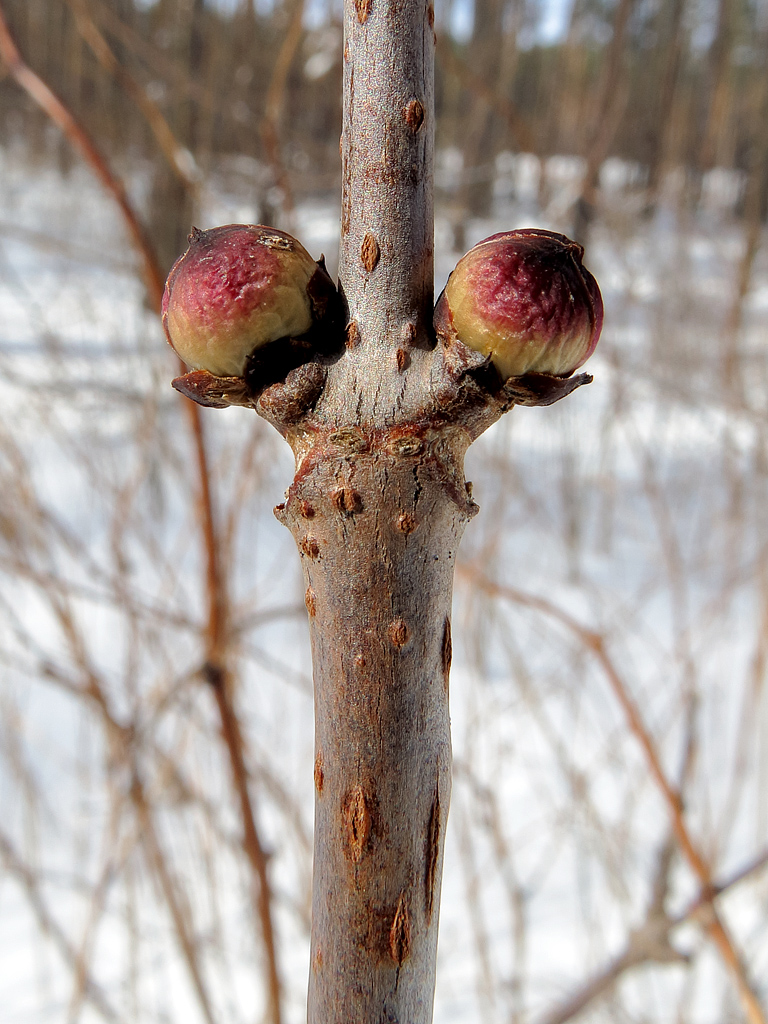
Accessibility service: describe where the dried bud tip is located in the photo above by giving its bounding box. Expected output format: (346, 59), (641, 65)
(434, 228), (603, 381)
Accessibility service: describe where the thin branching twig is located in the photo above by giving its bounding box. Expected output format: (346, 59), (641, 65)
(460, 566), (768, 1024)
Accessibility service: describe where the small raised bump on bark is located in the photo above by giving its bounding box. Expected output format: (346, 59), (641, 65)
(305, 587), (317, 617)
(345, 321), (361, 349)
(257, 362), (326, 426)
(341, 191), (351, 237)
(464, 498), (480, 520)
(329, 427), (368, 453)
(342, 785), (371, 862)
(427, 4), (435, 27)
(389, 892), (412, 965)
(465, 481), (473, 499)
(397, 512), (416, 534)
(402, 321), (417, 345)
(354, 0), (371, 23)
(389, 619), (409, 648)
(314, 752), (324, 793)
(425, 788), (440, 922)
(343, 41), (349, 61)
(299, 500), (315, 519)
(301, 536), (320, 559)
(361, 232), (380, 272)
(354, 652), (366, 669)
(388, 434), (424, 457)
(332, 486), (363, 515)
(313, 948), (323, 972)
(442, 616), (452, 691)
(396, 348), (409, 372)
(273, 502), (287, 520)
(404, 98), (425, 132)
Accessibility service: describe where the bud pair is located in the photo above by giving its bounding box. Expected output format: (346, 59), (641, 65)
(162, 224), (603, 393)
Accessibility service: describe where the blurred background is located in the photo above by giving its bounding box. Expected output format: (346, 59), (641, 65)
(0, 0), (767, 1021)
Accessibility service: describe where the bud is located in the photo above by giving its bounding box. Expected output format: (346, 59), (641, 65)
(434, 229), (603, 380)
(162, 224), (336, 378)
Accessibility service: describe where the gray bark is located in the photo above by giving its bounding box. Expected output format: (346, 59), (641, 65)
(278, 452), (463, 1024)
(274, 6), (463, 1019)
(290, 5), (456, 1018)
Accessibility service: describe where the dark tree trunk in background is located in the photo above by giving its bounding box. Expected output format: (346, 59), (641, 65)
(699, 0), (736, 172)
(644, 0), (686, 207)
(452, 0), (506, 246)
(147, 0), (204, 274)
(722, 28), (768, 394)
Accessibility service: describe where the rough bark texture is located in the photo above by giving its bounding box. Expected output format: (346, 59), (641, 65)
(280, 4), (452, 1018)
(331, 0), (436, 426)
(277, 446), (467, 1024)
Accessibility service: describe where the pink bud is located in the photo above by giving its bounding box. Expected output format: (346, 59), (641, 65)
(162, 224), (335, 378)
(434, 229), (603, 380)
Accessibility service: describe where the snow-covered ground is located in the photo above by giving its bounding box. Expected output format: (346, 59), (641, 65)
(0, 142), (767, 1024)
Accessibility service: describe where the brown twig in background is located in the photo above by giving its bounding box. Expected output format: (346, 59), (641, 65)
(698, 0), (737, 172)
(63, 0), (201, 192)
(44, 588), (220, 1024)
(130, 772), (218, 1024)
(66, 799), (127, 1023)
(205, 663), (283, 1024)
(677, 846), (768, 922)
(644, 0), (686, 204)
(0, 827), (123, 1024)
(460, 566), (767, 1024)
(453, 759), (527, 1020)
(0, 3), (162, 309)
(260, 0), (306, 227)
(538, 843), (768, 1024)
(0, 8), (283, 1022)
(455, 795), (498, 1019)
(85, 0), (216, 109)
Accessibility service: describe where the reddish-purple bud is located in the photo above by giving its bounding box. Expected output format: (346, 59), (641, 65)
(434, 229), (603, 380)
(162, 224), (334, 377)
